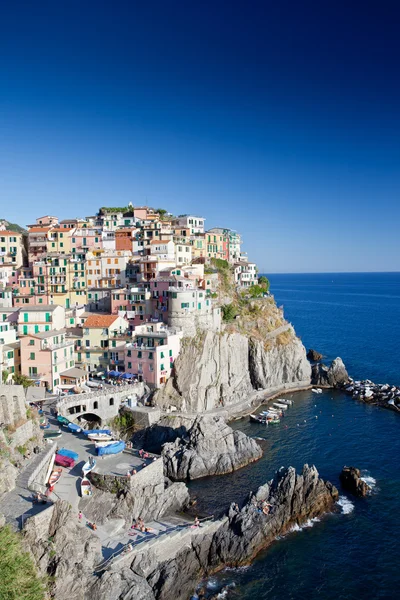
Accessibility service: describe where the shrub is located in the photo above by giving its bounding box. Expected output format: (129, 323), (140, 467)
(0, 525), (46, 600)
(258, 276), (270, 292)
(222, 303), (238, 322)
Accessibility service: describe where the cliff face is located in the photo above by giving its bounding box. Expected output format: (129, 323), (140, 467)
(154, 326), (311, 413)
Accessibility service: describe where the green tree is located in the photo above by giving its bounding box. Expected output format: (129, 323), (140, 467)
(13, 374), (34, 389)
(258, 276), (270, 292)
(222, 303), (238, 322)
(155, 208), (167, 217)
(1, 369), (9, 384)
(248, 285), (264, 298)
(0, 525), (46, 600)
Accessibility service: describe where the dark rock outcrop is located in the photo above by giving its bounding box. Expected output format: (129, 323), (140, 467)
(307, 348), (323, 361)
(339, 466), (370, 497)
(311, 357), (349, 387)
(162, 415), (263, 480)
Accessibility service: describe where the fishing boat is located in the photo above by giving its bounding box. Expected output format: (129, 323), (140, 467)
(48, 468), (62, 491)
(276, 398), (293, 405)
(268, 418), (280, 424)
(55, 454), (75, 468)
(67, 422), (82, 433)
(80, 477), (92, 497)
(88, 433), (113, 442)
(82, 459), (96, 475)
(44, 452), (56, 486)
(57, 448), (79, 461)
(94, 440), (117, 448)
(82, 429), (111, 436)
(57, 415), (71, 426)
(43, 429), (62, 439)
(250, 414), (267, 424)
(273, 402), (288, 410)
(311, 388), (323, 394)
(97, 440), (125, 456)
(40, 422), (50, 429)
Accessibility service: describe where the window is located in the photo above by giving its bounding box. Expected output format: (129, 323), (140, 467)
(45, 312), (51, 323)
(148, 352), (153, 360)
(127, 350), (131, 357)
(160, 352), (164, 359)
(29, 366), (37, 375)
(30, 352), (35, 360)
(86, 352), (90, 358)
(29, 339), (35, 345)
(93, 401), (98, 409)
(23, 313), (28, 323)
(169, 349), (172, 357)
(109, 398), (114, 406)
(128, 362), (132, 369)
(138, 351), (142, 358)
(160, 364), (164, 371)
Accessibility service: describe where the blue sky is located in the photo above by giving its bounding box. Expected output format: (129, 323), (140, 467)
(1, 0), (399, 272)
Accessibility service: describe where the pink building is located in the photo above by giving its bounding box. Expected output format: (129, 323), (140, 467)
(111, 288), (132, 314)
(124, 323), (182, 387)
(71, 228), (102, 255)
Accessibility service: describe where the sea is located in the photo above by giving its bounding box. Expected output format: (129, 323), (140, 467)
(190, 272), (400, 600)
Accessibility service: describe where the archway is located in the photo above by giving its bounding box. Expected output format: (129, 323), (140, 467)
(77, 412), (102, 427)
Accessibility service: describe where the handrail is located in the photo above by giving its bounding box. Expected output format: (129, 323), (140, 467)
(94, 514), (214, 572)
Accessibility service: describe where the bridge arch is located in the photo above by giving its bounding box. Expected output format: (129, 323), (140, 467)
(77, 412), (102, 425)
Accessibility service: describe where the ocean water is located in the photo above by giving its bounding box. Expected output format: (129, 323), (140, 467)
(191, 273), (400, 600)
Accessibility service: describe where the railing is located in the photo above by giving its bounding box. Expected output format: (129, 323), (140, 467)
(94, 514), (214, 573)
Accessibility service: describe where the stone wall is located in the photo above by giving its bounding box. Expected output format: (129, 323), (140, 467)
(90, 456), (163, 495)
(0, 384), (27, 426)
(9, 420), (34, 449)
(168, 306), (221, 338)
(128, 406), (161, 429)
(27, 444), (57, 493)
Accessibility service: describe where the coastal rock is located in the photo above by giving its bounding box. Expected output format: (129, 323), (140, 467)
(311, 357), (349, 387)
(162, 415), (262, 480)
(339, 466), (370, 497)
(23, 501), (101, 600)
(154, 328), (311, 413)
(307, 348), (323, 361)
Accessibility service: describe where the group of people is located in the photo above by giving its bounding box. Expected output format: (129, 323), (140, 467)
(130, 517), (153, 533)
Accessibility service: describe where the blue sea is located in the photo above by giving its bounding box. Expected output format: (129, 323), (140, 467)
(191, 273), (400, 600)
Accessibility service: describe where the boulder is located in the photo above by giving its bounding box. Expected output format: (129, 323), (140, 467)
(311, 357), (349, 387)
(162, 415), (262, 480)
(339, 466), (370, 497)
(307, 349), (323, 361)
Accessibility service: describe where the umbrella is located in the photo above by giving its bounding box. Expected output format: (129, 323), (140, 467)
(121, 373), (133, 379)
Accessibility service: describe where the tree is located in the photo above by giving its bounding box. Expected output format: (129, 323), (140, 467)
(248, 285), (264, 298)
(258, 275), (270, 292)
(13, 374), (34, 389)
(222, 303), (238, 322)
(155, 208), (167, 217)
(1, 369), (9, 384)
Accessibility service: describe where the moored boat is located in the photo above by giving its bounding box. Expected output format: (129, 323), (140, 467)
(68, 422), (82, 433)
(273, 402), (288, 410)
(97, 440), (125, 456)
(80, 477), (92, 497)
(94, 440), (118, 448)
(55, 454), (75, 468)
(82, 458), (96, 475)
(88, 433), (113, 442)
(57, 415), (71, 426)
(312, 388), (323, 394)
(43, 429), (62, 439)
(82, 429), (111, 436)
(276, 398), (293, 405)
(57, 448), (79, 461)
(250, 414), (268, 424)
(48, 468), (62, 491)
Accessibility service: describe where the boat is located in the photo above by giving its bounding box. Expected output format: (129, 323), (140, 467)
(43, 429), (62, 439)
(57, 448), (79, 461)
(250, 414), (267, 424)
(268, 418), (280, 424)
(40, 422), (50, 429)
(88, 433), (113, 442)
(80, 477), (92, 497)
(67, 422), (82, 433)
(82, 429), (111, 436)
(311, 388), (323, 394)
(94, 440), (118, 448)
(273, 402), (288, 410)
(48, 468), (62, 491)
(82, 458), (96, 475)
(97, 440), (125, 456)
(57, 415), (71, 426)
(44, 452), (56, 486)
(276, 398), (293, 405)
(55, 454), (75, 468)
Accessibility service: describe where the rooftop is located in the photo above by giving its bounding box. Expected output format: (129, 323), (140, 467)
(60, 367), (87, 378)
(83, 314), (121, 328)
(20, 304), (60, 312)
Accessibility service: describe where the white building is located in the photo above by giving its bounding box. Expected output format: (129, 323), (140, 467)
(173, 215), (205, 234)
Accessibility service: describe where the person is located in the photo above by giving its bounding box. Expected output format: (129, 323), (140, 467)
(126, 470), (131, 478)
(92, 522), (97, 531)
(131, 469), (137, 475)
(78, 511), (83, 521)
(194, 516), (200, 527)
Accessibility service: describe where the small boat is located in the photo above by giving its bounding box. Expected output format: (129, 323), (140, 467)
(94, 440), (118, 448)
(48, 468), (62, 491)
(268, 418), (280, 424)
(55, 454), (75, 468)
(40, 422), (50, 429)
(57, 415), (71, 426)
(44, 452), (56, 486)
(82, 429), (111, 436)
(82, 459), (96, 475)
(311, 388), (323, 394)
(97, 440), (125, 456)
(43, 429), (62, 439)
(250, 414), (267, 424)
(276, 398), (293, 405)
(273, 402), (288, 410)
(57, 448), (79, 461)
(67, 422), (82, 433)
(88, 433), (113, 442)
(80, 477), (92, 497)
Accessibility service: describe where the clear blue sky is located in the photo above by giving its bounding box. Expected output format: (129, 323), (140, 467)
(1, 0), (399, 273)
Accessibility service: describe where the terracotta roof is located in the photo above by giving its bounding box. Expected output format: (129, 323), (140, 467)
(149, 239), (170, 245)
(83, 314), (120, 328)
(28, 227), (50, 233)
(0, 230), (22, 236)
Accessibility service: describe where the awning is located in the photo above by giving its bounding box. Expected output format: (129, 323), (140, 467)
(121, 372), (134, 379)
(60, 367), (88, 379)
(106, 370), (120, 377)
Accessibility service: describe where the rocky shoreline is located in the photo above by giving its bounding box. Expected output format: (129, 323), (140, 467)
(339, 379), (400, 412)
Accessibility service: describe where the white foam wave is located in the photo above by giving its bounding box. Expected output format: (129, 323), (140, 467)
(302, 517), (321, 528)
(337, 495), (354, 514)
(360, 475), (376, 489)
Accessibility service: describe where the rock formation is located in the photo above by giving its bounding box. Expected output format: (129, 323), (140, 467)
(339, 466), (370, 497)
(162, 415), (262, 480)
(307, 348), (323, 361)
(22, 465), (338, 600)
(311, 357), (349, 387)
(154, 329), (311, 413)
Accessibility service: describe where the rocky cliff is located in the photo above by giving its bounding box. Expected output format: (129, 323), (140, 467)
(162, 415), (262, 480)
(311, 357), (349, 387)
(22, 465), (338, 600)
(154, 325), (311, 413)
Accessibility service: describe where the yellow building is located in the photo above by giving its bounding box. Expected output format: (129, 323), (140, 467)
(46, 227), (73, 255)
